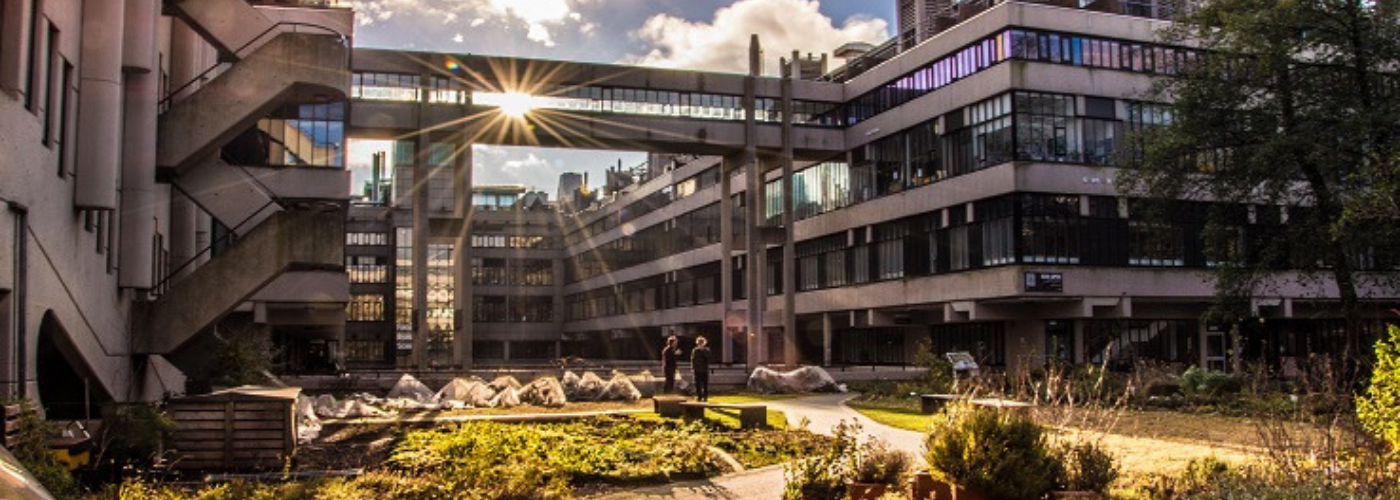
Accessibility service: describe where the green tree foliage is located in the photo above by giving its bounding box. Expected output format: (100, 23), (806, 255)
(1357, 325), (1400, 455)
(924, 407), (1060, 499)
(1123, 0), (1400, 328)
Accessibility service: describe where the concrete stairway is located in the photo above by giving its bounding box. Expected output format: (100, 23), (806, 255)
(157, 32), (348, 173)
(174, 157), (351, 235)
(165, 0), (277, 61)
(135, 209), (344, 354)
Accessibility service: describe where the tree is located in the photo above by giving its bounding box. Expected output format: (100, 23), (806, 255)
(1357, 325), (1400, 455)
(1122, 0), (1400, 334)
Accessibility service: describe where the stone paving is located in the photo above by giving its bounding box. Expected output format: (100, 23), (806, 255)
(584, 393), (925, 500)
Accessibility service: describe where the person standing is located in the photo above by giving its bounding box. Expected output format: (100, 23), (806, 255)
(661, 335), (681, 394)
(691, 337), (712, 402)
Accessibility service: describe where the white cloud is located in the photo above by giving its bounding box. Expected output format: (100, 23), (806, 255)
(453, 33), (464, 43)
(352, 0), (594, 47)
(624, 0), (888, 74)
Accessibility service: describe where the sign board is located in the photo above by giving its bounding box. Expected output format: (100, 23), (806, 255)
(945, 352), (979, 372)
(1024, 272), (1063, 293)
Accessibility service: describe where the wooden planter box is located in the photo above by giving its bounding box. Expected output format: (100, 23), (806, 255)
(169, 386), (301, 470)
(908, 471), (994, 500)
(848, 482), (889, 500)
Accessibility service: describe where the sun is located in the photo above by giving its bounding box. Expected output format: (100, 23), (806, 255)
(495, 91), (535, 118)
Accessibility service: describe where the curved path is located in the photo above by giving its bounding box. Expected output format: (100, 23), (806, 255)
(585, 393), (924, 500)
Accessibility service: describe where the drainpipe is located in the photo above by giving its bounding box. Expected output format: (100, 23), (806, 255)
(7, 201), (27, 399)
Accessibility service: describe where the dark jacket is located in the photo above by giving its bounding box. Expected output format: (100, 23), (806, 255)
(690, 346), (711, 374)
(661, 345), (680, 372)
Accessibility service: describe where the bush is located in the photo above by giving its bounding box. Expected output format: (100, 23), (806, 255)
(1145, 458), (1377, 500)
(924, 406), (1059, 499)
(8, 402), (79, 499)
(1357, 325), (1400, 457)
(1180, 366), (1241, 401)
(782, 420), (860, 500)
(851, 438), (910, 485)
(1055, 442), (1119, 493)
(94, 403), (174, 469)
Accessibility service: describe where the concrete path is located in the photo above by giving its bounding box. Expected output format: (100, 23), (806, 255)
(584, 393), (925, 500)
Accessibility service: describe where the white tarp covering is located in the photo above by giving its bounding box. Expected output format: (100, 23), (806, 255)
(561, 371), (582, 396)
(598, 372), (642, 401)
(572, 371), (607, 400)
(489, 386), (522, 408)
(519, 377), (568, 407)
(295, 396), (322, 442)
(436, 377), (495, 407)
(311, 393), (393, 418)
(386, 374), (438, 403)
(746, 366), (846, 394)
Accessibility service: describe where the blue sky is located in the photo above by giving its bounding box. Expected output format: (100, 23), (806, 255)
(346, 0), (895, 196)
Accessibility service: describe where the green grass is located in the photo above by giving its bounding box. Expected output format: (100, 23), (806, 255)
(709, 393), (808, 404)
(845, 400), (932, 432)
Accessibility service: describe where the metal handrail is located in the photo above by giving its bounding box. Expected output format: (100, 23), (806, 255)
(159, 20), (350, 110)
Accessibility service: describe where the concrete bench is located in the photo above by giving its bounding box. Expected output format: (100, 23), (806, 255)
(921, 394), (1034, 414)
(920, 394), (962, 414)
(678, 402), (767, 429)
(653, 396), (687, 418)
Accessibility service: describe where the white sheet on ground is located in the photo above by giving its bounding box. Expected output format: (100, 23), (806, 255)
(295, 396), (322, 442)
(519, 377), (568, 407)
(598, 372), (642, 401)
(386, 374), (438, 403)
(573, 372), (606, 400)
(746, 366), (846, 394)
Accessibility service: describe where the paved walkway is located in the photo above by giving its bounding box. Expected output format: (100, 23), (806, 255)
(585, 393), (924, 500)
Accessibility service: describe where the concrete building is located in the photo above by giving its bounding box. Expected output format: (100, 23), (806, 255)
(343, 0), (1399, 375)
(0, 0), (352, 417)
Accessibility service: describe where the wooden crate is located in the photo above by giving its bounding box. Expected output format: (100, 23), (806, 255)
(2, 403), (27, 449)
(168, 386), (300, 470)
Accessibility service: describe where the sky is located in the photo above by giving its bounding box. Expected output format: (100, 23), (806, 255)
(345, 0), (897, 197)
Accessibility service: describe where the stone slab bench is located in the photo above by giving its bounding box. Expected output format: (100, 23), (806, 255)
(653, 396), (687, 418)
(920, 394), (1034, 414)
(678, 401), (767, 429)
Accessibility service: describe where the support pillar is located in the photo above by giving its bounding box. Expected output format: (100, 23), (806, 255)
(720, 154), (736, 365)
(168, 192), (196, 281)
(780, 54), (798, 368)
(452, 141), (473, 369)
(743, 34), (765, 370)
(411, 99), (431, 370)
(118, 67), (158, 288)
(822, 312), (833, 367)
(74, 0), (125, 210)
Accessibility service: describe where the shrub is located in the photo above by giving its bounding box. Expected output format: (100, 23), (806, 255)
(782, 420), (860, 500)
(1357, 325), (1400, 457)
(8, 402), (79, 499)
(1055, 442), (1119, 493)
(851, 438), (910, 485)
(1179, 366), (1241, 401)
(94, 403), (174, 469)
(924, 406), (1059, 499)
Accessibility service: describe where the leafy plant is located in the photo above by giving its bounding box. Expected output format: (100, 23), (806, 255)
(8, 401), (79, 499)
(1357, 325), (1400, 457)
(1054, 442), (1119, 493)
(851, 438), (910, 485)
(1179, 366), (1241, 401)
(924, 406), (1059, 500)
(782, 420), (860, 500)
(93, 403), (175, 469)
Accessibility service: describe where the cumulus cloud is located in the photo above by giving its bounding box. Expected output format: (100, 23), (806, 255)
(624, 0), (888, 74)
(351, 0), (596, 47)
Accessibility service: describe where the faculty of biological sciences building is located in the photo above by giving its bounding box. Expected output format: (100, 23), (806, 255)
(0, 0), (1396, 415)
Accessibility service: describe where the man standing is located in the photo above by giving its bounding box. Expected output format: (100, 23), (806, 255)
(661, 335), (681, 394)
(691, 337), (712, 402)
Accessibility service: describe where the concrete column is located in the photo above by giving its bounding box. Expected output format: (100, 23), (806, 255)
(169, 19), (201, 102)
(452, 231), (473, 369)
(822, 312), (833, 367)
(411, 89), (431, 370)
(0, 0), (26, 94)
(168, 192), (197, 280)
(118, 46), (159, 289)
(502, 341), (511, 362)
(452, 140), (474, 369)
(780, 55), (798, 368)
(719, 154), (736, 365)
(75, 0), (125, 210)
(122, 0), (158, 74)
(743, 35), (765, 370)
(194, 211), (211, 267)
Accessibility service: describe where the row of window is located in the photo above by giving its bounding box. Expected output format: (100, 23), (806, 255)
(471, 234), (553, 249)
(563, 164), (721, 246)
(568, 200), (741, 282)
(473, 295), (554, 322)
(473, 258), (553, 286)
(347, 232), (390, 246)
